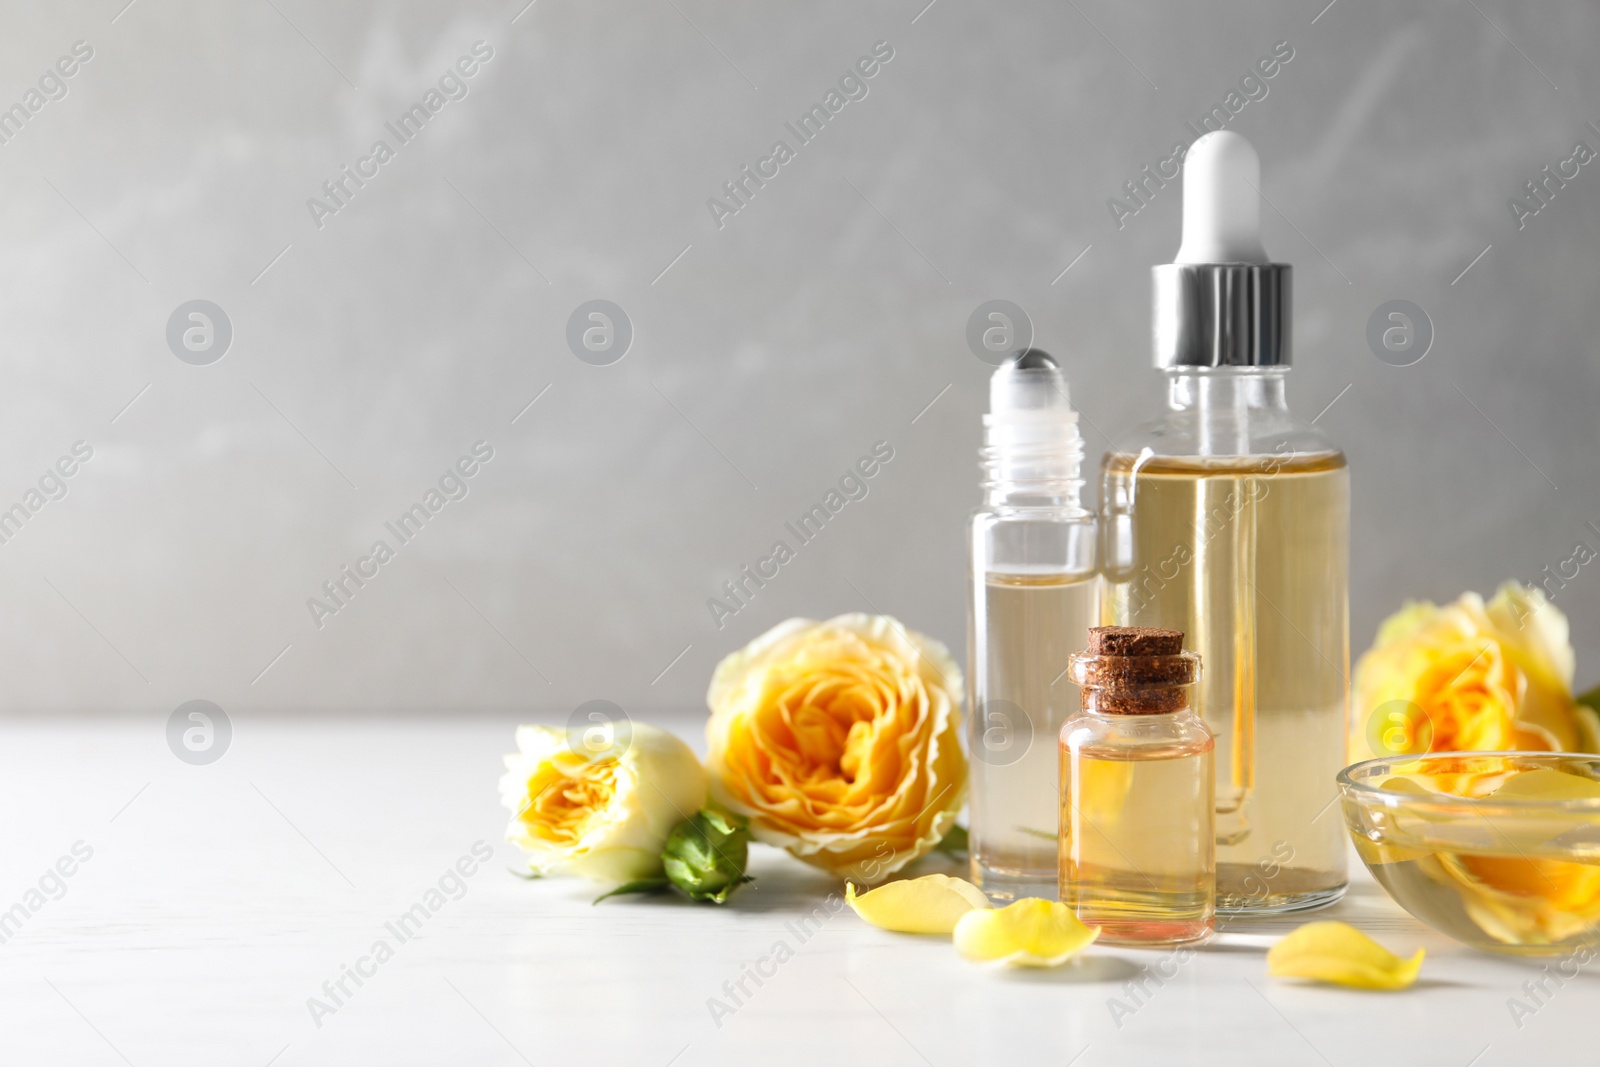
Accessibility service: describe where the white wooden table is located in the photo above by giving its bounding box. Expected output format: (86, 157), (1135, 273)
(0, 714), (1589, 1066)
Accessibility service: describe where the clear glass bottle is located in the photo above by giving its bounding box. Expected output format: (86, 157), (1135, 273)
(1101, 131), (1349, 915)
(1060, 627), (1213, 946)
(968, 350), (1098, 902)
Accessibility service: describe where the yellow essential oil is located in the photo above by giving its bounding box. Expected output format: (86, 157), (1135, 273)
(1060, 627), (1215, 946)
(1102, 450), (1348, 911)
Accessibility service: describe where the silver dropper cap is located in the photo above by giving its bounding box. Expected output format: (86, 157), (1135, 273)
(1153, 132), (1291, 368)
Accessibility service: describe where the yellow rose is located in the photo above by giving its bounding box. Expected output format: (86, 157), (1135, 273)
(499, 722), (706, 882)
(1352, 583), (1597, 759)
(706, 614), (966, 882)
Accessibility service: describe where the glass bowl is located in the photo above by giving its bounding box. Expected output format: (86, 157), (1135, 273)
(1340, 753), (1600, 956)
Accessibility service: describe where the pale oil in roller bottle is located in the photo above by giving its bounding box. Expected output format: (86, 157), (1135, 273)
(1100, 131), (1348, 915)
(968, 349), (1098, 902)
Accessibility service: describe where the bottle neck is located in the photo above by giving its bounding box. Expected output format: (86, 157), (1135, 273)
(1164, 367), (1289, 415)
(1159, 367), (1293, 458)
(1080, 691), (1192, 717)
(980, 432), (1087, 510)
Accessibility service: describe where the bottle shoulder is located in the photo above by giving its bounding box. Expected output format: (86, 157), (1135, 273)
(1101, 448), (1347, 476)
(1107, 408), (1345, 469)
(1108, 371), (1346, 463)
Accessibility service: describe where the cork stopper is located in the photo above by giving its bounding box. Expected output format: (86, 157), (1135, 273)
(1086, 627), (1184, 657)
(1069, 626), (1200, 714)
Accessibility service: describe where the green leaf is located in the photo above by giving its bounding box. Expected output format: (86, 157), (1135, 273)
(1575, 686), (1600, 753)
(934, 824), (969, 857)
(592, 878), (670, 903)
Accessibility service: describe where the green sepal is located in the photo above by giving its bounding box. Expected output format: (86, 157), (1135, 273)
(593, 877), (670, 903)
(662, 807), (752, 903)
(696, 875), (757, 905)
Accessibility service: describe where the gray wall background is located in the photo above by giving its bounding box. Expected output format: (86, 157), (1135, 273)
(0, 0), (1596, 717)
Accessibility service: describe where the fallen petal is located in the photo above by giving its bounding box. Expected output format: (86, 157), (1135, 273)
(846, 874), (991, 934)
(953, 898), (1098, 967)
(1267, 921), (1424, 990)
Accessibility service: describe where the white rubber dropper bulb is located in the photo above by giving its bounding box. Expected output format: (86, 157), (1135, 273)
(1174, 131), (1269, 265)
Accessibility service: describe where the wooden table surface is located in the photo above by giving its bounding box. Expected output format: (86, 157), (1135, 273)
(0, 714), (1589, 1066)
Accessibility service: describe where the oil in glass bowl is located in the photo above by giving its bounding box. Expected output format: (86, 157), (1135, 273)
(1340, 753), (1600, 956)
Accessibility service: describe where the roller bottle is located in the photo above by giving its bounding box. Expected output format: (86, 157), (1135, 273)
(967, 350), (1099, 901)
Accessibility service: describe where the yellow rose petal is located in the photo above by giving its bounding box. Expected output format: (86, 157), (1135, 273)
(1267, 921), (1424, 990)
(845, 874), (991, 934)
(953, 898), (1098, 967)
(1490, 768), (1600, 801)
(1378, 776), (1437, 796)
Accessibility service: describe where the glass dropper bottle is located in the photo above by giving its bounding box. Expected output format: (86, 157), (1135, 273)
(1099, 131), (1349, 915)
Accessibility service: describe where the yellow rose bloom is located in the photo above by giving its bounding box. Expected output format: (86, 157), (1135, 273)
(1352, 583), (1597, 760)
(706, 614), (966, 883)
(499, 722), (706, 882)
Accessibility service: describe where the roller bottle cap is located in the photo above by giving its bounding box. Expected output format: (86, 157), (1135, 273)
(987, 349), (1076, 428)
(981, 349), (1084, 493)
(1154, 131), (1291, 368)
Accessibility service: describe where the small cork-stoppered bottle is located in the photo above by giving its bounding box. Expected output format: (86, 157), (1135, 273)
(1059, 627), (1215, 946)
